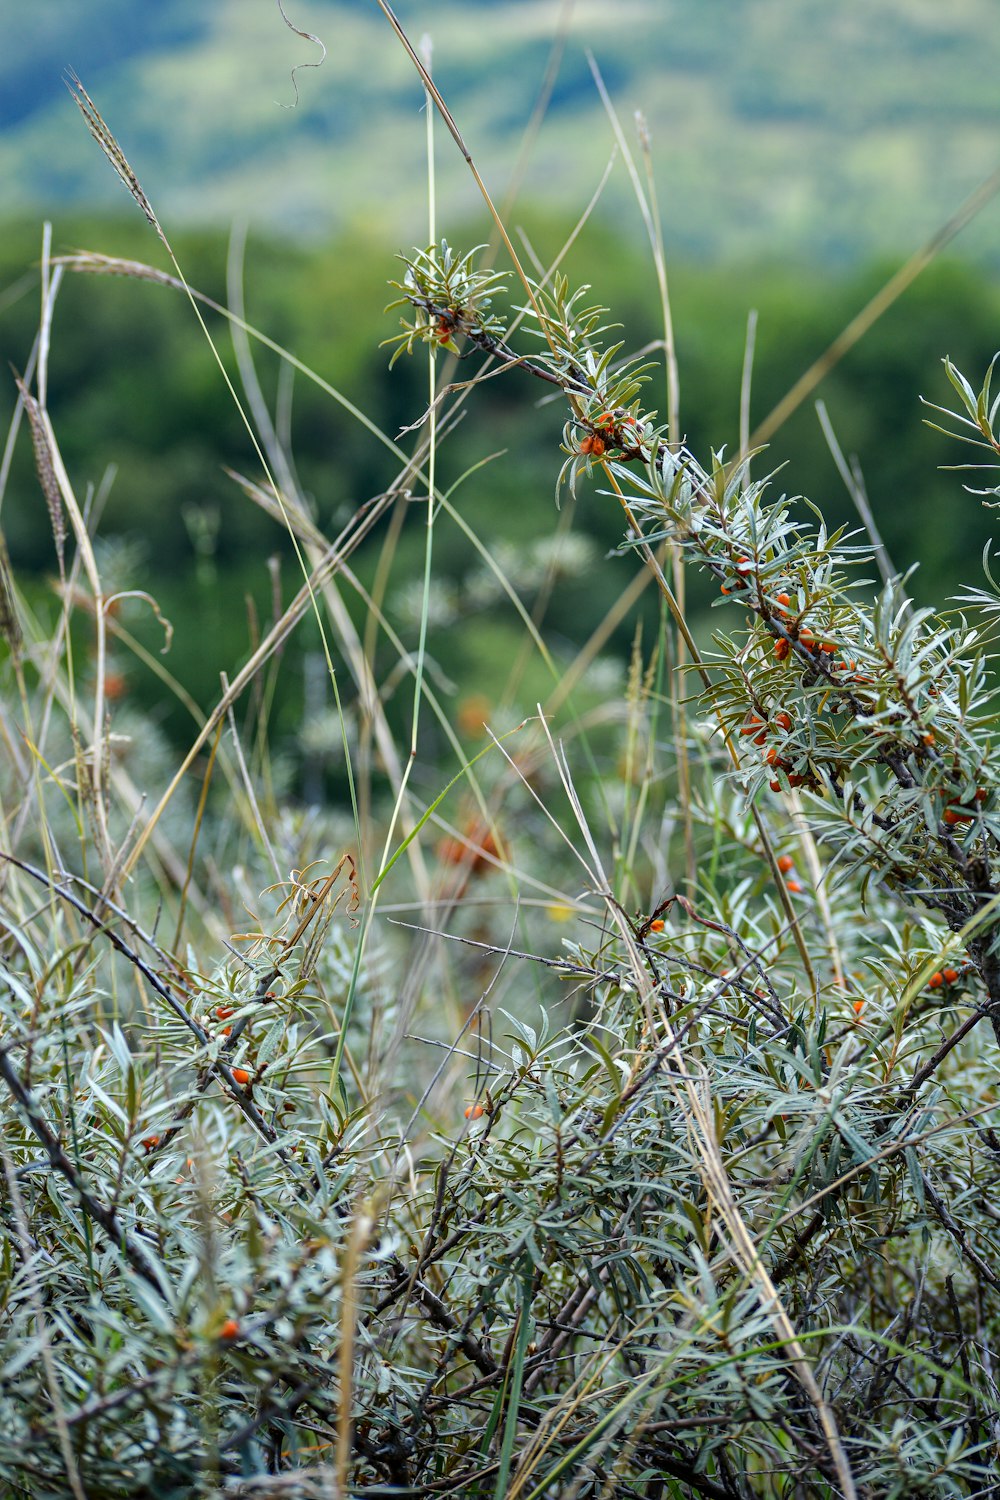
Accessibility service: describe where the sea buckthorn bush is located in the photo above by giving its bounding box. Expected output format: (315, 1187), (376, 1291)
(5, 45), (1000, 1500)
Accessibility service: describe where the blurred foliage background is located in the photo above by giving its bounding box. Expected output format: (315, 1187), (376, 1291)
(3, 0), (1000, 791)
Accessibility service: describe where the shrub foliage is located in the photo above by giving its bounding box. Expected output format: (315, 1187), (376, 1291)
(5, 56), (1000, 1500)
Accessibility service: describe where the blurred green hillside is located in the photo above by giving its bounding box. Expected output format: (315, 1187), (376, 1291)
(4, 0), (1000, 263)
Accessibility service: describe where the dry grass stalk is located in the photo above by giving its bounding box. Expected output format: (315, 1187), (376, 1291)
(64, 71), (166, 246)
(0, 535), (23, 659)
(14, 374), (65, 573)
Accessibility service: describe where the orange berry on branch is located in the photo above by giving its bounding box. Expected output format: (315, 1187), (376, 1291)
(141, 1135), (160, 1152)
(786, 880), (803, 894)
(578, 434), (606, 458)
(219, 1319), (240, 1341)
(942, 968), (959, 985)
(231, 1067), (252, 1087)
(774, 711), (793, 732)
(777, 855), (795, 874)
(649, 918), (665, 933)
(722, 557), (752, 593)
(464, 1103), (485, 1120)
(774, 638), (790, 662)
(215, 1006), (235, 1020)
(928, 972), (944, 989)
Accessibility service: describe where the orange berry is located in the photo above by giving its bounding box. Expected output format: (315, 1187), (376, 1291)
(141, 1135), (160, 1152)
(975, 787), (988, 803)
(740, 715), (767, 737)
(943, 808), (970, 826)
(819, 641), (837, 654)
(777, 855), (795, 874)
(769, 778), (782, 792)
(231, 1067), (251, 1086)
(774, 638), (790, 662)
(464, 1103), (485, 1120)
(786, 880), (803, 894)
(942, 967), (959, 985)
(219, 1319), (240, 1341)
(220, 1026), (232, 1038)
(578, 434), (606, 458)
(438, 820), (500, 873)
(774, 711), (792, 732)
(457, 694), (491, 737)
(437, 835), (464, 865)
(798, 628), (815, 652)
(853, 999), (864, 1015)
(774, 592), (791, 612)
(649, 918), (665, 932)
(928, 972), (944, 989)
(723, 558), (751, 592)
(923, 733), (935, 746)
(437, 828), (500, 876)
(215, 1006), (235, 1020)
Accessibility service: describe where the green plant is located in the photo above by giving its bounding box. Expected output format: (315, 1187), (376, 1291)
(5, 26), (1000, 1500)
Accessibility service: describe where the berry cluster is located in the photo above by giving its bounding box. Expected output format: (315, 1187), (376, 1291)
(576, 410), (649, 463)
(928, 964), (970, 990)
